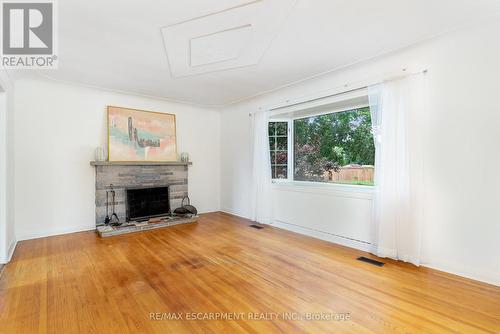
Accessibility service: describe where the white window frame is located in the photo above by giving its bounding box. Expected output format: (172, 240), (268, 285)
(269, 100), (374, 193)
(268, 118), (291, 181)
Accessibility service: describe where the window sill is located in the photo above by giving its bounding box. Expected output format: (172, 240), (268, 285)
(271, 180), (374, 199)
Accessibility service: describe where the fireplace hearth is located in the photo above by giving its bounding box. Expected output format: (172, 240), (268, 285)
(96, 215), (198, 237)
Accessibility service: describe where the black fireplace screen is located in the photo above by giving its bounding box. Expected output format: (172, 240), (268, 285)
(126, 186), (170, 221)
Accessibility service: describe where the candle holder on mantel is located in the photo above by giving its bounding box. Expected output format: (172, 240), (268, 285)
(180, 152), (189, 163)
(95, 147), (106, 162)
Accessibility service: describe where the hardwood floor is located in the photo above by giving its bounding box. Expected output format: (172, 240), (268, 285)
(0, 212), (499, 333)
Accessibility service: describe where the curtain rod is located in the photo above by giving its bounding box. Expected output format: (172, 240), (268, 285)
(251, 68), (428, 116)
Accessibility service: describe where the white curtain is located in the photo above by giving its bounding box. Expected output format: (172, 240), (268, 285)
(368, 73), (426, 266)
(250, 110), (273, 224)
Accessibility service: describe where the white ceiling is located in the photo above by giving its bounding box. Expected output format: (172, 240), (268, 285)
(162, 0), (296, 77)
(13, 0), (500, 106)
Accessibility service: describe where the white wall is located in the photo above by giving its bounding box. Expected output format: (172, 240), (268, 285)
(0, 90), (6, 263)
(220, 20), (500, 285)
(0, 72), (17, 264)
(6, 86), (16, 262)
(14, 78), (221, 240)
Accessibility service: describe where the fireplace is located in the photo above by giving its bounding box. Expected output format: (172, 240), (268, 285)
(91, 161), (195, 237)
(126, 186), (170, 221)
(91, 161), (191, 226)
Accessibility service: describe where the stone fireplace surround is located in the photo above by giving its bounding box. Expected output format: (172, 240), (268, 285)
(90, 161), (192, 226)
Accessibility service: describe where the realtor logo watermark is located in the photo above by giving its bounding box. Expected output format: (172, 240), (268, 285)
(1, 0), (57, 68)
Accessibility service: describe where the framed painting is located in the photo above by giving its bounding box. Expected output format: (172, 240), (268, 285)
(107, 106), (177, 162)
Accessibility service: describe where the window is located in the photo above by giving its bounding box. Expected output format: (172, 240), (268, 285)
(293, 107), (375, 185)
(268, 121), (288, 179)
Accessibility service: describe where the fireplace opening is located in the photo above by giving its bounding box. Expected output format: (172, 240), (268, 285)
(126, 186), (170, 221)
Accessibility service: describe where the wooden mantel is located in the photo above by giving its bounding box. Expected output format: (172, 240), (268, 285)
(90, 161), (192, 166)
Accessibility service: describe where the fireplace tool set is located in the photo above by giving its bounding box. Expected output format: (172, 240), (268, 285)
(104, 184), (121, 226)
